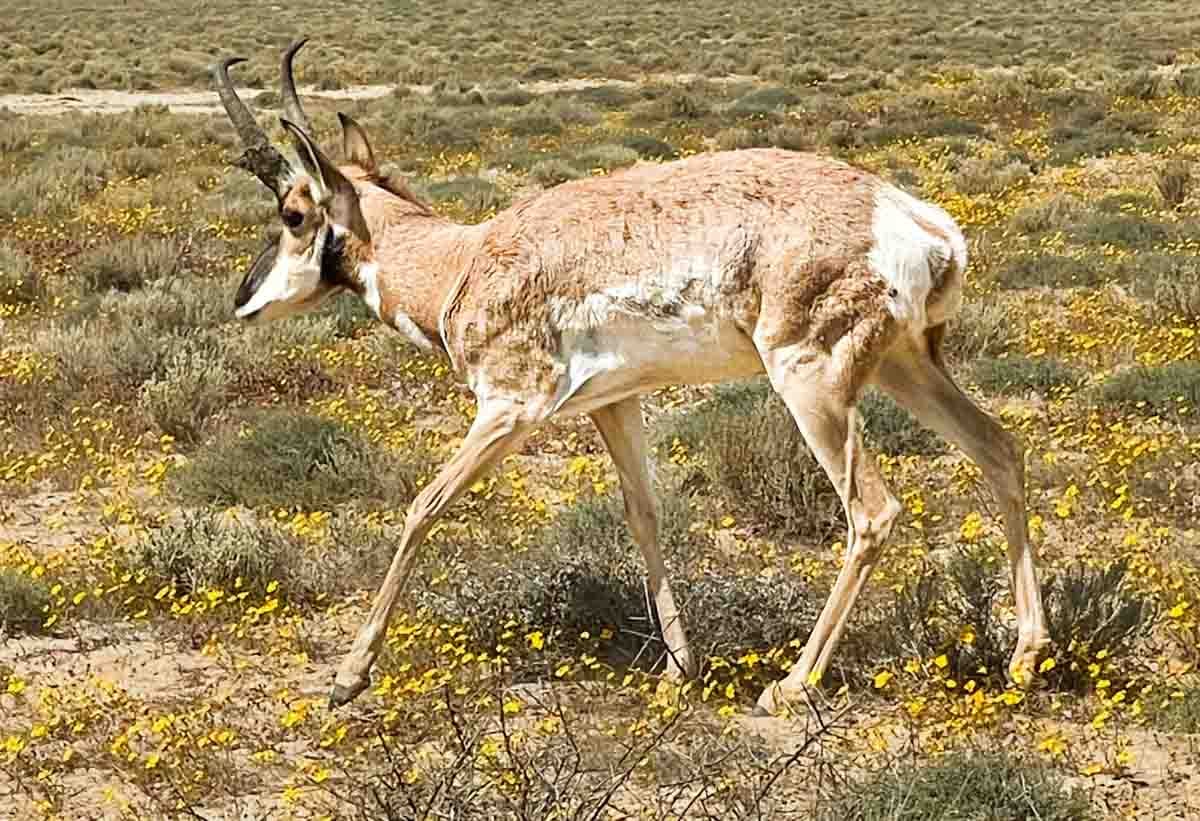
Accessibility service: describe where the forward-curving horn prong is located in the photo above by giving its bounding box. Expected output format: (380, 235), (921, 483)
(281, 38), (314, 137)
(212, 55), (292, 198)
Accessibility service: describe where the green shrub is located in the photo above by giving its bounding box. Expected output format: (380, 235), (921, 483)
(424, 122), (481, 150)
(112, 146), (167, 179)
(660, 86), (712, 121)
(523, 63), (564, 81)
(819, 750), (1091, 821)
(34, 278), (231, 408)
(138, 344), (232, 444)
(859, 115), (985, 147)
(487, 85), (535, 107)
(1177, 67), (1200, 97)
(168, 410), (434, 511)
(1104, 109), (1161, 137)
(1116, 68), (1166, 100)
(422, 492), (693, 668)
(424, 176), (508, 217)
(125, 511), (395, 603)
(849, 552), (1155, 694)
(0, 146), (109, 218)
(562, 85), (638, 109)
(858, 391), (946, 457)
(953, 156), (1033, 196)
(1095, 361), (1200, 418)
(1096, 191), (1159, 214)
(530, 158), (584, 187)
(320, 293), (377, 338)
(432, 86), (487, 107)
(65, 276), (227, 333)
(1008, 194), (1083, 235)
(541, 99), (602, 128)
(631, 85), (713, 124)
(195, 175), (276, 231)
(38, 319), (168, 402)
(942, 301), (1013, 363)
(508, 110), (564, 137)
(0, 242), (44, 305)
(73, 235), (184, 294)
(971, 356), (1082, 397)
(997, 255), (1100, 289)
(657, 380), (842, 541)
(766, 124), (810, 151)
(1048, 130), (1136, 166)
(729, 86), (800, 118)
(845, 550), (1011, 688)
(1157, 157), (1194, 209)
(1155, 687), (1200, 734)
(421, 489), (827, 671)
(1070, 213), (1177, 251)
(715, 127), (768, 151)
(1149, 267), (1200, 319)
(0, 569), (51, 635)
(221, 320), (342, 401)
(573, 144), (640, 172)
(0, 116), (36, 155)
(825, 119), (856, 148)
(1109, 252), (1200, 318)
(621, 134), (678, 160)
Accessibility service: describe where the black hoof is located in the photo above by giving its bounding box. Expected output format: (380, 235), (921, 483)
(328, 680), (367, 709)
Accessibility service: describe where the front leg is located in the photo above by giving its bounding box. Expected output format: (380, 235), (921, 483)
(330, 400), (535, 708)
(590, 397), (696, 680)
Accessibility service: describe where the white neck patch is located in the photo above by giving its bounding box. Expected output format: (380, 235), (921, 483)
(356, 261), (435, 352)
(358, 261), (385, 320)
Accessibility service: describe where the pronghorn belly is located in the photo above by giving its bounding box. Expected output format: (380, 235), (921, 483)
(552, 310), (764, 416)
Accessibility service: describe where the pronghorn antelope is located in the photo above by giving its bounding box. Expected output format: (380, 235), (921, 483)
(212, 40), (1050, 716)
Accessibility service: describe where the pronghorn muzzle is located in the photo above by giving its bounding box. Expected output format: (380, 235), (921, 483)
(234, 236), (279, 316)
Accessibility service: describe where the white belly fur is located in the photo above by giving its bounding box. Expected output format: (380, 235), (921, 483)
(551, 307), (763, 416)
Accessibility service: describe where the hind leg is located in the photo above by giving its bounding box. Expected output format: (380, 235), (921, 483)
(874, 330), (1049, 688)
(752, 347), (902, 717)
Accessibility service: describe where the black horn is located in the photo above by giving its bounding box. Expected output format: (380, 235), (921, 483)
(281, 38), (315, 136)
(212, 55), (292, 198)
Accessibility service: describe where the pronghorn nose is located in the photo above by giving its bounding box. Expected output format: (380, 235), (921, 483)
(235, 304), (264, 322)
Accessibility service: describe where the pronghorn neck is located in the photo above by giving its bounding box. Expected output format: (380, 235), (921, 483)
(351, 208), (483, 356)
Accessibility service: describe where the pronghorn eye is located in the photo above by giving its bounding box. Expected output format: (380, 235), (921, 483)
(281, 209), (304, 230)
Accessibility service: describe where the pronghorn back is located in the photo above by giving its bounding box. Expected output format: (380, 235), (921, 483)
(440, 148), (967, 415)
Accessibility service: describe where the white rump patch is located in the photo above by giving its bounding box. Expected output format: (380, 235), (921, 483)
(868, 185), (966, 328)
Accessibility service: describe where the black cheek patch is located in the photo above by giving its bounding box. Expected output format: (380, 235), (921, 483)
(235, 238), (278, 310)
(320, 230), (347, 286)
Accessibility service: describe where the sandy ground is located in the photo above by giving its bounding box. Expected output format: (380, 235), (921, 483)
(0, 73), (755, 117)
(4, 488), (1200, 820)
(0, 84), (396, 117)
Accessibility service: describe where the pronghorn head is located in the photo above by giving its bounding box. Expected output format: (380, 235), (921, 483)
(213, 39), (418, 322)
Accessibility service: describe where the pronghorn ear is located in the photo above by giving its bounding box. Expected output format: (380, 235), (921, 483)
(338, 112), (377, 174)
(281, 118), (369, 240)
(280, 118), (352, 203)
